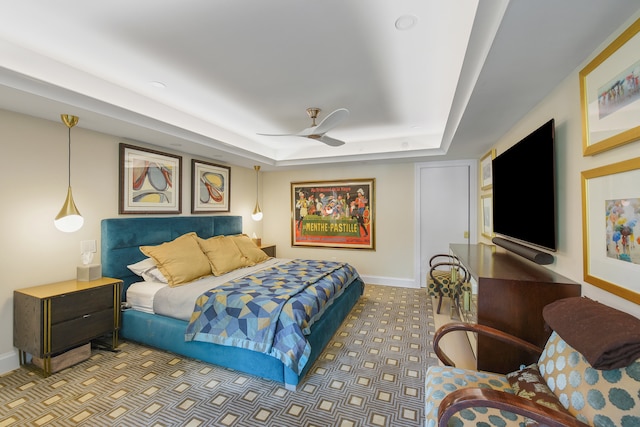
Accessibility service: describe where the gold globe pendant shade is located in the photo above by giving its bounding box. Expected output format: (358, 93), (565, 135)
(54, 114), (84, 232)
(251, 165), (263, 221)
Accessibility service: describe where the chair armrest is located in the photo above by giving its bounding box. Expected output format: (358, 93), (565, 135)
(438, 388), (590, 427)
(433, 322), (543, 367)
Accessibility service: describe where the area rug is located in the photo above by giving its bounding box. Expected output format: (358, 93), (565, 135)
(0, 284), (437, 427)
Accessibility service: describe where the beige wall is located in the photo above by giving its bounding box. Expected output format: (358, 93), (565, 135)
(477, 13), (640, 316)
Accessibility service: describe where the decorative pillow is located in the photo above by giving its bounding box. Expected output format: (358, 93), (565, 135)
(506, 363), (571, 415)
(538, 331), (640, 427)
(198, 235), (247, 276)
(230, 234), (270, 265)
(127, 257), (168, 283)
(140, 232), (211, 287)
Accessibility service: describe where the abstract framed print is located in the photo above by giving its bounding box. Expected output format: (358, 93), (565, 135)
(191, 160), (230, 213)
(119, 143), (182, 214)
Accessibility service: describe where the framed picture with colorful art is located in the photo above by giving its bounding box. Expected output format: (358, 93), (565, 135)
(291, 178), (375, 250)
(581, 157), (640, 304)
(579, 17), (640, 156)
(191, 159), (231, 213)
(119, 143), (182, 214)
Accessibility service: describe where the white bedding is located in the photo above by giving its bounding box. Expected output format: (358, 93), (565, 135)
(127, 258), (288, 321)
(126, 281), (167, 313)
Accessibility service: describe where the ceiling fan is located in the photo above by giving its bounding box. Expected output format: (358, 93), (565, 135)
(258, 107), (349, 147)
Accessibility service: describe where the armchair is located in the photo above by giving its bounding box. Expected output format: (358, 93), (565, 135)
(424, 297), (640, 427)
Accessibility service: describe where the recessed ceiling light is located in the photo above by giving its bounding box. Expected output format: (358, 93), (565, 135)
(150, 81), (166, 89)
(395, 15), (418, 31)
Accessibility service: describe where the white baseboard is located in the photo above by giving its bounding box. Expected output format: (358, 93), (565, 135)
(360, 275), (419, 289)
(0, 349), (19, 376)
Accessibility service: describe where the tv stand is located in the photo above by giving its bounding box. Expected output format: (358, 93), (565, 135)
(450, 243), (581, 374)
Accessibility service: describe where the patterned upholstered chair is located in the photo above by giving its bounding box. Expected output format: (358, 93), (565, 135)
(424, 297), (640, 427)
(426, 254), (467, 315)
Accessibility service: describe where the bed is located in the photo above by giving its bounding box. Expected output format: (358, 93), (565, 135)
(101, 216), (364, 390)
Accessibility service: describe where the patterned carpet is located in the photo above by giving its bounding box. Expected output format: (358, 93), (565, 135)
(1, 284), (437, 427)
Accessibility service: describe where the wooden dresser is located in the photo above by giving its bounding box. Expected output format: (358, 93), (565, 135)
(14, 277), (122, 375)
(450, 243), (581, 374)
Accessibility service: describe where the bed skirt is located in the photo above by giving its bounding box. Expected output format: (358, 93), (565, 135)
(120, 276), (364, 390)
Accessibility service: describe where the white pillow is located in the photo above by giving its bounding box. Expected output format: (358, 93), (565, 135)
(127, 257), (168, 283)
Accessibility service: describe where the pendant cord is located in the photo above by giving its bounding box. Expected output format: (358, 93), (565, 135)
(67, 126), (72, 187)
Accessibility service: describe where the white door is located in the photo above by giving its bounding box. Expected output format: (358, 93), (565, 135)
(415, 161), (477, 287)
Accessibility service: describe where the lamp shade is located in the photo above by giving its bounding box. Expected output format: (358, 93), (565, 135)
(251, 201), (263, 221)
(54, 186), (84, 232)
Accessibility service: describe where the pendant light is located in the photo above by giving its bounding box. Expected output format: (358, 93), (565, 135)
(251, 165), (263, 221)
(54, 114), (84, 232)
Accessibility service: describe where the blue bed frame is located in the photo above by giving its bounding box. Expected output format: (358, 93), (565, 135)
(101, 216), (364, 390)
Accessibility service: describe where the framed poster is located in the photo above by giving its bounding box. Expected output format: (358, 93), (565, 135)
(480, 149), (495, 190)
(291, 179), (375, 250)
(119, 143), (182, 214)
(579, 17), (640, 156)
(581, 157), (640, 303)
(191, 159), (231, 213)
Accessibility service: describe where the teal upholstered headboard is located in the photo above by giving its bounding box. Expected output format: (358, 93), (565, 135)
(101, 216), (243, 295)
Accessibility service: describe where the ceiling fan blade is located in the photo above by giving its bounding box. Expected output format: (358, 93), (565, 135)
(256, 132), (296, 137)
(258, 108), (349, 145)
(295, 126), (317, 137)
(308, 134), (345, 147)
(313, 108), (349, 135)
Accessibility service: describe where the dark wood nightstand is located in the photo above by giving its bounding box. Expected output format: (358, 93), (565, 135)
(259, 244), (276, 257)
(13, 277), (122, 376)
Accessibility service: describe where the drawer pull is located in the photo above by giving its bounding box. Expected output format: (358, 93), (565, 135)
(83, 314), (91, 318)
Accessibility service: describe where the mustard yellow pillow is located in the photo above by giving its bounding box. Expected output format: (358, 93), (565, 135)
(230, 234), (270, 266)
(198, 235), (247, 276)
(140, 232), (211, 287)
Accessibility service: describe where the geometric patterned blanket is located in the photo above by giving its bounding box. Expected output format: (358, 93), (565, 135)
(184, 259), (359, 374)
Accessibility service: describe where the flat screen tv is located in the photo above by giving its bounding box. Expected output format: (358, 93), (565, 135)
(492, 119), (556, 252)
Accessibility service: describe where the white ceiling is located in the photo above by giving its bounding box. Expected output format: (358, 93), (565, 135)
(1, 1), (639, 170)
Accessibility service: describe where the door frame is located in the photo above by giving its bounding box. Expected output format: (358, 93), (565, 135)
(414, 160), (478, 287)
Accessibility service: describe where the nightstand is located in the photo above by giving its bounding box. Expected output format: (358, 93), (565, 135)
(13, 277), (122, 376)
(259, 244), (276, 257)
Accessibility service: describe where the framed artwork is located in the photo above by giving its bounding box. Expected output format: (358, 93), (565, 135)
(481, 194), (493, 239)
(480, 149), (496, 190)
(191, 159), (230, 213)
(579, 17), (640, 156)
(291, 178), (375, 250)
(581, 157), (640, 304)
(119, 143), (182, 214)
